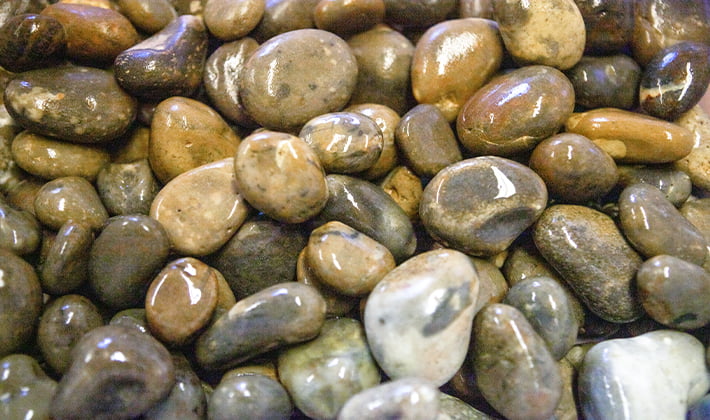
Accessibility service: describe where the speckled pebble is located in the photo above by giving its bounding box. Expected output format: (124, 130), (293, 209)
(34, 176), (108, 231)
(0, 13), (66, 73)
(204, 0), (265, 41)
(96, 159), (160, 216)
(208, 373), (292, 420)
(673, 106), (710, 191)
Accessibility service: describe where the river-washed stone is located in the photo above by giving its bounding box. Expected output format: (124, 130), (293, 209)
(50, 325), (175, 420)
(116, 0), (177, 33)
(251, 0), (319, 43)
(533, 204), (643, 323)
(619, 183), (707, 265)
(314, 0), (385, 37)
(565, 55), (641, 110)
(110, 126), (150, 163)
(3, 66), (137, 144)
(673, 106), (710, 191)
(579, 330), (710, 420)
(143, 354), (207, 420)
(204, 0), (264, 41)
(96, 159), (160, 216)
(38, 220), (92, 295)
(109, 308), (149, 334)
(383, 0), (455, 28)
(469, 257), (508, 313)
(379, 165), (423, 220)
(420, 156), (548, 256)
(345, 103), (400, 179)
(473, 303), (562, 420)
(338, 378), (440, 420)
(34, 176), (108, 231)
(114, 15), (208, 101)
(296, 248), (358, 317)
(0, 354), (58, 420)
(574, 0), (633, 54)
(195, 282), (326, 370)
(681, 199), (710, 255)
(278, 318), (380, 419)
(436, 393), (495, 420)
(208, 373), (292, 420)
(365, 249), (479, 386)
(0, 249), (42, 357)
(617, 165), (692, 207)
(0, 195), (39, 255)
(89, 215), (170, 309)
(0, 13), (65, 73)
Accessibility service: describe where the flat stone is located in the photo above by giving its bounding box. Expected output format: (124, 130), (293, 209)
(96, 159), (161, 216)
(0, 13), (65, 72)
(0, 354), (57, 420)
(574, 0), (633, 54)
(38, 220), (92, 295)
(204, 0), (265, 41)
(314, 0), (385, 37)
(116, 0), (177, 33)
(0, 249), (42, 357)
(34, 176), (108, 231)
(345, 103), (400, 179)
(208, 373), (292, 420)
(673, 106), (710, 191)
(0, 195), (39, 255)
(338, 378), (440, 420)
(617, 165), (692, 207)
(143, 354), (207, 420)
(565, 54), (641, 109)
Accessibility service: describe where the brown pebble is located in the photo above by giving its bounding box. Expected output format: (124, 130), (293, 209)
(0, 13), (66, 73)
(39, 220), (93, 295)
(345, 103), (401, 180)
(379, 165), (423, 221)
(115, 0), (177, 34)
(33, 176), (108, 231)
(314, 0), (385, 37)
(204, 0), (265, 41)
(0, 249), (43, 357)
(296, 248), (358, 317)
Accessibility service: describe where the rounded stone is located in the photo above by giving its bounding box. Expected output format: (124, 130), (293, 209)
(456, 65), (575, 156)
(573, 0), (633, 54)
(680, 199), (710, 253)
(673, 106), (710, 191)
(109, 308), (149, 334)
(378, 165), (423, 221)
(470, 257), (509, 313)
(345, 103), (400, 179)
(0, 249), (42, 357)
(0, 13), (66, 73)
(208, 374), (292, 420)
(251, 0), (319, 43)
(96, 159), (161, 216)
(143, 354), (207, 420)
(420, 156), (548, 257)
(33, 176), (108, 231)
(337, 378), (440, 420)
(617, 165), (692, 207)
(314, 0), (385, 37)
(240, 29), (358, 131)
(0, 354), (58, 420)
(115, 0), (177, 33)
(382, 0), (456, 28)
(0, 195), (40, 255)
(204, 0), (265, 41)
(437, 393), (494, 420)
(565, 55), (641, 110)
(38, 221), (92, 295)
(296, 248), (358, 317)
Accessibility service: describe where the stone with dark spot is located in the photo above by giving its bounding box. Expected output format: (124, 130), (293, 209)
(573, 0), (633, 54)
(0, 13), (66, 73)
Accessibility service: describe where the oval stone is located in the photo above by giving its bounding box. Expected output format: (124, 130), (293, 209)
(96, 159), (161, 216)
(33, 176), (108, 231)
(38, 220), (92, 295)
(0, 354), (57, 420)
(617, 165), (692, 207)
(296, 248), (358, 317)
(456, 65), (575, 156)
(0, 13), (66, 73)
(116, 0), (177, 34)
(204, 0), (264, 41)
(364, 249), (479, 386)
(208, 374), (292, 420)
(0, 195), (40, 255)
(337, 378), (440, 420)
(574, 0), (633, 54)
(143, 354), (207, 420)
(420, 156), (548, 256)
(314, 0), (384, 37)
(251, 0), (319, 43)
(382, 0), (456, 28)
(3, 66), (137, 144)
(0, 249), (42, 357)
(565, 54), (641, 110)
(345, 103), (400, 179)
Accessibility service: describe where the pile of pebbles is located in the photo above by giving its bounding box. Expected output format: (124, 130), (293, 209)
(1, 0), (710, 419)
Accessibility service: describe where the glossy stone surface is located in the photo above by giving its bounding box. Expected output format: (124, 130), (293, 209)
(0, 13), (65, 72)
(251, 0), (319, 43)
(673, 105), (710, 191)
(533, 205), (643, 323)
(38, 220), (92, 295)
(143, 354), (207, 420)
(116, 0), (177, 34)
(617, 165), (692, 207)
(195, 282), (326, 370)
(296, 248), (358, 317)
(50, 325), (175, 420)
(565, 55), (641, 110)
(364, 249), (479, 386)
(383, 0), (456, 28)
(420, 156), (548, 256)
(338, 378), (440, 420)
(457, 65), (575, 156)
(314, 0), (385, 37)
(208, 374), (292, 420)
(109, 308), (149, 335)
(0, 354), (57, 420)
(0, 195), (39, 255)
(0, 249), (42, 357)
(574, 0), (633, 54)
(473, 303), (562, 420)
(579, 330), (709, 420)
(34, 176), (108, 231)
(345, 103), (400, 179)
(96, 159), (160, 216)
(379, 165), (423, 220)
(278, 318), (380, 419)
(204, 0), (265, 41)
(4, 66), (137, 144)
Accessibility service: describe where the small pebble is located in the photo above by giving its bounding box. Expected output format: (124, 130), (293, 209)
(296, 248), (358, 317)
(143, 354), (207, 420)
(96, 159), (161, 216)
(115, 0), (177, 34)
(673, 105), (710, 191)
(251, 0), (319, 43)
(0, 249), (43, 357)
(383, 0), (456, 28)
(574, 0), (633, 54)
(0, 194), (40, 255)
(0, 13), (66, 73)
(204, 0), (265, 41)
(0, 354), (58, 420)
(314, 0), (385, 37)
(378, 165), (423, 220)
(34, 176), (108, 231)
(38, 220), (92, 295)
(338, 378), (440, 420)
(565, 54), (641, 110)
(345, 103), (400, 179)
(617, 165), (692, 207)
(208, 373), (292, 420)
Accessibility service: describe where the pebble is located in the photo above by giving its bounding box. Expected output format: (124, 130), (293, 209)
(314, 0), (385, 37)
(0, 194), (40, 255)
(240, 29), (358, 131)
(234, 131), (328, 223)
(383, 0), (456, 28)
(37, 294), (104, 374)
(114, 15), (208, 101)
(411, 18), (502, 122)
(89, 215), (170, 309)
(109, 308), (149, 334)
(420, 156), (548, 256)
(50, 325), (175, 420)
(472, 303), (562, 420)
(115, 0), (177, 34)
(149, 96), (240, 184)
(345, 103), (400, 179)
(565, 54), (641, 110)
(364, 249), (479, 386)
(33, 176), (108, 231)
(0, 354), (58, 420)
(565, 107), (695, 163)
(278, 317), (380, 419)
(96, 159), (161, 216)
(143, 354), (207, 420)
(3, 66), (137, 144)
(111, 126), (150, 163)
(533, 204), (643, 323)
(0, 249), (42, 357)
(0, 13), (65, 73)
(579, 330), (710, 420)
(680, 199), (710, 254)
(317, 174), (416, 262)
(469, 257), (508, 313)
(493, 0), (585, 70)
(203, 38), (260, 127)
(554, 357), (579, 420)
(306, 221), (395, 296)
(457, 65), (575, 156)
(347, 25), (414, 116)
(618, 183), (707, 265)
(11, 130), (110, 181)
(170, 0), (207, 16)
(251, 0), (319, 43)
(195, 282), (326, 370)
(210, 269), (238, 323)
(208, 373), (292, 420)
(379, 165), (423, 220)
(574, 0), (633, 54)
(296, 248), (358, 317)
(38, 220), (92, 295)
(204, 0), (265, 41)
(395, 104), (462, 177)
(338, 378), (440, 420)
(151, 158), (249, 256)
(673, 105), (710, 191)
(617, 165), (692, 207)
(503, 277), (579, 360)
(437, 394), (495, 420)
(529, 133), (618, 203)
(40, 3), (138, 64)
(299, 112), (384, 174)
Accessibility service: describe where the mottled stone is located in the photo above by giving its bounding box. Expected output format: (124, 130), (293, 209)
(469, 257), (508, 313)
(110, 126), (150, 163)
(0, 249), (42, 357)
(338, 378), (440, 420)
(50, 325), (175, 420)
(38, 221), (92, 295)
(143, 354), (207, 420)
(314, 0), (385, 36)
(457, 65), (575, 156)
(3, 66), (137, 144)
(204, 0), (265, 41)
(116, 0), (177, 33)
(574, 0), (633, 54)
(529, 133), (618, 203)
(579, 330), (709, 420)
(412, 18), (502, 121)
(673, 106), (710, 191)
(5, 178), (43, 216)
(34, 176), (108, 231)
(533, 205), (643, 323)
(379, 165), (423, 221)
(89, 215), (170, 309)
(345, 103), (400, 179)
(617, 165), (692, 207)
(251, 0), (319, 43)
(0, 0), (51, 28)
(553, 357), (579, 420)
(96, 159), (160, 216)
(195, 282), (326, 370)
(619, 183), (707, 265)
(208, 374), (291, 420)
(240, 29), (357, 131)
(420, 156), (548, 256)
(169, 0), (207, 15)
(37, 294), (104, 374)
(383, 0), (456, 28)
(565, 55), (641, 110)
(114, 15), (208, 101)
(680, 199), (710, 256)
(0, 13), (65, 73)
(0, 354), (57, 420)
(364, 249), (479, 386)
(0, 195), (39, 255)
(565, 108), (695, 163)
(296, 248), (358, 317)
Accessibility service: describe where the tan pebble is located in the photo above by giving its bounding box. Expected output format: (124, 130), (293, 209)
(33, 176), (108, 231)
(296, 248), (358, 317)
(111, 126), (150, 163)
(314, 0), (385, 37)
(674, 106), (710, 191)
(379, 166), (422, 221)
(116, 0), (178, 34)
(470, 257), (508, 313)
(204, 0), (265, 41)
(209, 268), (237, 325)
(345, 103), (401, 180)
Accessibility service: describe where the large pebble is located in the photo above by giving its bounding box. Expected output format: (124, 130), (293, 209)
(565, 55), (641, 110)
(240, 29), (358, 131)
(0, 195), (39, 255)
(574, 0), (633, 54)
(674, 105), (710, 191)
(472, 303), (562, 420)
(3, 66), (137, 144)
(364, 249), (479, 386)
(151, 158), (249, 256)
(204, 0), (265, 41)
(208, 373), (292, 420)
(579, 330), (709, 420)
(195, 282), (326, 370)
(143, 354), (207, 420)
(116, 0), (177, 34)
(420, 156), (547, 256)
(0, 354), (57, 420)
(34, 176), (108, 231)
(533, 204), (643, 323)
(338, 378), (440, 420)
(278, 318), (380, 420)
(38, 220), (92, 295)
(617, 165), (692, 207)
(50, 325), (175, 420)
(96, 159), (161, 216)
(0, 249), (42, 357)
(0, 13), (65, 72)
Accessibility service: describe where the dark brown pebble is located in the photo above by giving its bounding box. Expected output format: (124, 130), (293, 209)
(0, 13), (66, 73)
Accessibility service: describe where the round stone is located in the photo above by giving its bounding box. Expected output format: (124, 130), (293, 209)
(296, 248), (358, 317)
(115, 0), (177, 33)
(38, 220), (92, 295)
(345, 103), (401, 179)
(96, 159), (161, 216)
(338, 378), (440, 420)
(33, 176), (108, 231)
(314, 0), (385, 37)
(251, 0), (319, 43)
(0, 195), (40, 255)
(0, 13), (66, 72)
(208, 374), (292, 420)
(0, 354), (57, 420)
(204, 0), (265, 41)
(617, 165), (692, 207)
(565, 54), (641, 110)
(0, 249), (43, 357)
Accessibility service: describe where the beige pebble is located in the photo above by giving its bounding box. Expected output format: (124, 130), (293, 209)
(379, 166), (423, 221)
(296, 248), (358, 317)
(674, 105), (710, 191)
(204, 0), (265, 41)
(345, 103), (400, 180)
(34, 176), (108, 231)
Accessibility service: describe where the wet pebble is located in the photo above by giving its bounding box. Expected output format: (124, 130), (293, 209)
(204, 0), (265, 41)
(96, 159), (160, 216)
(383, 0), (456, 28)
(436, 393), (495, 420)
(680, 198), (710, 251)
(0, 249), (43, 357)
(379, 165), (423, 220)
(0, 195), (40, 255)
(617, 165), (692, 207)
(251, 0), (319, 43)
(116, 0), (177, 34)
(345, 103), (400, 179)
(38, 220), (92, 295)
(565, 54), (641, 110)
(338, 378), (440, 420)
(109, 308), (149, 334)
(296, 248), (358, 317)
(470, 257), (508, 313)
(143, 354), (207, 420)
(33, 176), (108, 231)
(0, 354), (57, 420)
(673, 105), (710, 191)
(208, 373), (292, 420)
(314, 0), (385, 37)
(574, 0), (633, 54)
(0, 13), (66, 73)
